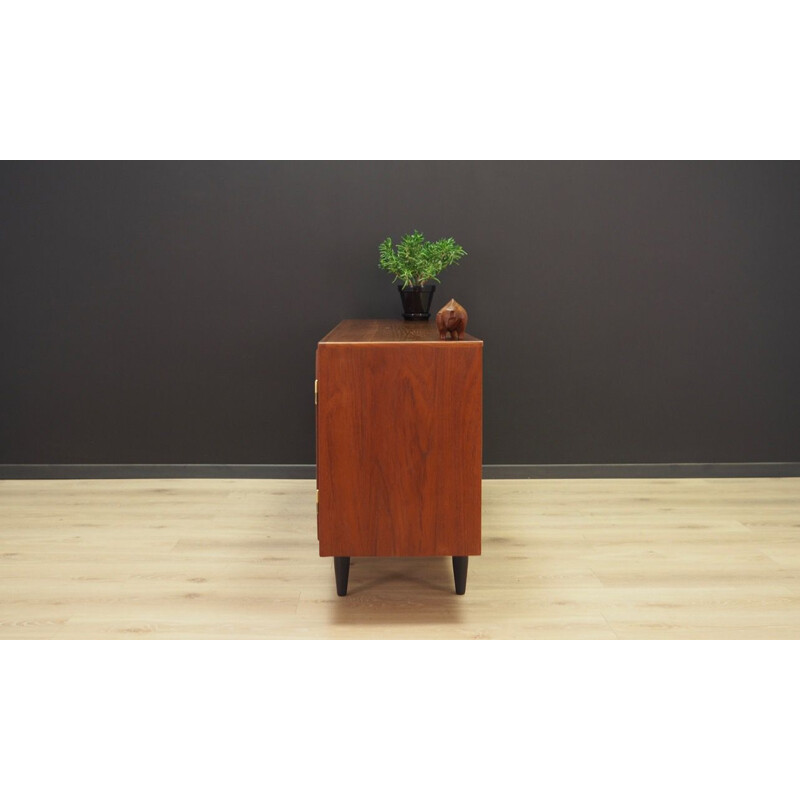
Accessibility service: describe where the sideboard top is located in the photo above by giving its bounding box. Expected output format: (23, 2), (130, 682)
(319, 319), (482, 344)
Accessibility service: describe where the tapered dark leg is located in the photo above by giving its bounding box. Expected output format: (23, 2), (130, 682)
(452, 556), (469, 595)
(334, 557), (351, 596)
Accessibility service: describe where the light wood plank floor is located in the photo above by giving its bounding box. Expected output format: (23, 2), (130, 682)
(1, 478), (798, 639)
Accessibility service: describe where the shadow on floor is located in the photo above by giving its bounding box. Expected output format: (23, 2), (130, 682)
(328, 557), (468, 627)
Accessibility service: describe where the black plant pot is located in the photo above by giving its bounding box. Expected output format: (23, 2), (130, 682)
(398, 285), (436, 320)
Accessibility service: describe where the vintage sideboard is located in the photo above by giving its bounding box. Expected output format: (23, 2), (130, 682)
(315, 319), (482, 595)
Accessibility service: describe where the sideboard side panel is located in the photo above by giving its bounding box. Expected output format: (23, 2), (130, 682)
(317, 342), (481, 557)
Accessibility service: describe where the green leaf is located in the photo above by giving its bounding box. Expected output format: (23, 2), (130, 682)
(377, 230), (467, 286)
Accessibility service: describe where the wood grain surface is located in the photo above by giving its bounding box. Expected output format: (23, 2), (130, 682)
(319, 318), (481, 344)
(1, 477), (799, 639)
(316, 329), (482, 557)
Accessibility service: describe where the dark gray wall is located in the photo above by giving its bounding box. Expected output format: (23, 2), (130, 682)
(2, 162), (799, 466)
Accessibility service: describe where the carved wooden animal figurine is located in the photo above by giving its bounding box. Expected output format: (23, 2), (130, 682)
(436, 299), (468, 340)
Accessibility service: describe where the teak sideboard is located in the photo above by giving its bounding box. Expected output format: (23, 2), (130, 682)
(315, 319), (482, 595)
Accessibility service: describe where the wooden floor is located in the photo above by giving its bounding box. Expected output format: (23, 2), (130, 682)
(0, 478), (798, 639)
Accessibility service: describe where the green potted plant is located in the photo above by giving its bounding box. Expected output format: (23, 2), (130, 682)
(378, 230), (467, 320)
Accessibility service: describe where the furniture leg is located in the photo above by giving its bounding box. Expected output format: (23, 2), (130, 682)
(452, 556), (468, 595)
(334, 556), (351, 596)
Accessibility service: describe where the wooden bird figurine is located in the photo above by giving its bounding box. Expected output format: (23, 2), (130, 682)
(436, 298), (468, 340)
